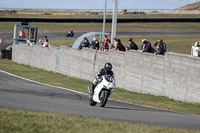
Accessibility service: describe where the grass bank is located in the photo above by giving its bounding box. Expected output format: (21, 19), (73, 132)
(1, 108), (200, 133)
(0, 58), (199, 115)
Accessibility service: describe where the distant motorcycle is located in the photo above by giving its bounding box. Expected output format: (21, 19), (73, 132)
(88, 75), (115, 107)
(66, 30), (74, 37)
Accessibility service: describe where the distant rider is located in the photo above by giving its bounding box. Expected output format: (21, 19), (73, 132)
(92, 63), (114, 92)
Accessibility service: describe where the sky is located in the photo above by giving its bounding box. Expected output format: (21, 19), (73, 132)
(0, 0), (200, 10)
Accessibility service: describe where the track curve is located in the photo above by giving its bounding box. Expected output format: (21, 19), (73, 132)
(0, 70), (200, 130)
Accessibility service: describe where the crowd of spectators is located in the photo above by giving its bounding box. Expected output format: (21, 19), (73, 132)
(83, 36), (166, 55)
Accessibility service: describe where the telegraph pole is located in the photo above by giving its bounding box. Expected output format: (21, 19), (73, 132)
(102, 0), (107, 43)
(111, 0), (118, 47)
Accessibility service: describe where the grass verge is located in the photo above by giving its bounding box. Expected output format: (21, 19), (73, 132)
(0, 58), (199, 115)
(1, 22), (200, 33)
(1, 108), (200, 133)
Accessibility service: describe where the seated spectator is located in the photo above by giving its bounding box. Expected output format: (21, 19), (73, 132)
(126, 38), (138, 50)
(25, 39), (33, 46)
(80, 37), (90, 49)
(154, 39), (166, 53)
(139, 39), (156, 53)
(155, 41), (165, 55)
(43, 36), (48, 43)
(66, 30), (74, 37)
(113, 38), (119, 50)
(116, 39), (126, 52)
(39, 36), (50, 48)
(88, 37), (99, 50)
(194, 40), (200, 47)
(101, 35), (110, 51)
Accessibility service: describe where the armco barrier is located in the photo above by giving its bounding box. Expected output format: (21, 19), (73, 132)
(12, 44), (200, 103)
(1, 17), (200, 23)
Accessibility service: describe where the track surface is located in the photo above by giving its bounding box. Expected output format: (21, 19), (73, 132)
(0, 71), (200, 130)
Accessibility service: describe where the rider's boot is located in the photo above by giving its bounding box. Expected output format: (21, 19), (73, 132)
(92, 84), (96, 94)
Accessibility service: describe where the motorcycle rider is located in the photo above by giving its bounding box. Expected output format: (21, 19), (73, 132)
(92, 63), (114, 93)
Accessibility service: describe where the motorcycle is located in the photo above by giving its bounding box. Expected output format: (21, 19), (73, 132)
(88, 75), (115, 107)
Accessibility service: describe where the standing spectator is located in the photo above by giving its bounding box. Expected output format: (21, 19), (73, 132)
(116, 39), (126, 52)
(139, 39), (156, 53)
(80, 37), (90, 49)
(154, 39), (166, 53)
(126, 38), (138, 50)
(88, 37), (99, 50)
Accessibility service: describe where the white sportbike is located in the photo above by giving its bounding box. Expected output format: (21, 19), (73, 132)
(88, 75), (115, 107)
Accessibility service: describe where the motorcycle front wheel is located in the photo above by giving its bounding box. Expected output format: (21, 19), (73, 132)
(89, 94), (97, 106)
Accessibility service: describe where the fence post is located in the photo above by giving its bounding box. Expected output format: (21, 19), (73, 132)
(56, 48), (60, 73)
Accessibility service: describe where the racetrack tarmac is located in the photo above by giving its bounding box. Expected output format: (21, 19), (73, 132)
(0, 70), (200, 130)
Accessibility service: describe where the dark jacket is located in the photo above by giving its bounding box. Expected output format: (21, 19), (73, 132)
(154, 41), (166, 52)
(129, 42), (138, 50)
(141, 41), (156, 53)
(117, 39), (126, 52)
(96, 68), (114, 79)
(117, 43), (126, 52)
(156, 46), (165, 55)
(88, 40), (99, 50)
(79, 40), (90, 49)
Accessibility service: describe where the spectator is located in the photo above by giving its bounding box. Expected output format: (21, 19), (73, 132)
(43, 36), (48, 43)
(102, 35), (110, 50)
(126, 38), (138, 50)
(155, 41), (165, 55)
(80, 37), (90, 49)
(25, 39), (33, 46)
(154, 39), (166, 53)
(19, 29), (25, 39)
(113, 38), (119, 50)
(116, 39), (126, 52)
(88, 37), (99, 50)
(194, 40), (200, 47)
(139, 39), (156, 53)
(39, 36), (50, 48)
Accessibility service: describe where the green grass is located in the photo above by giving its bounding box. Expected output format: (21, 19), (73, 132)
(0, 58), (200, 115)
(1, 22), (200, 33)
(1, 108), (200, 133)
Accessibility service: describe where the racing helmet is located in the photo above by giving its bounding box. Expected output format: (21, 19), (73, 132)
(104, 63), (112, 72)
